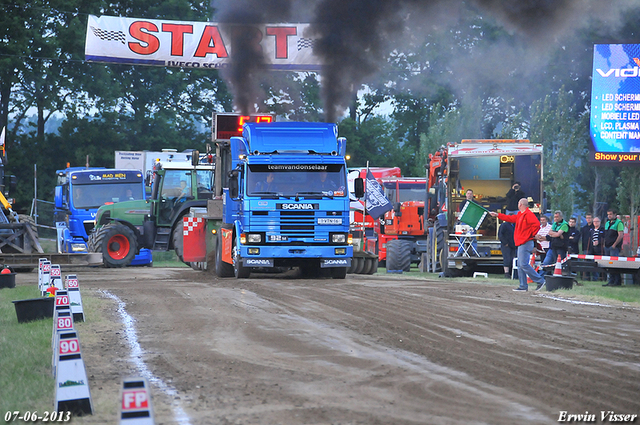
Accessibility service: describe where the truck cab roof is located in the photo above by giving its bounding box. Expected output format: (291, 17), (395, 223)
(241, 122), (343, 156)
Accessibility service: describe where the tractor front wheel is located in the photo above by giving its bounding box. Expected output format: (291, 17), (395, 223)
(89, 223), (137, 268)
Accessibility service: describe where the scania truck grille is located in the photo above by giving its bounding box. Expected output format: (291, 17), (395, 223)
(280, 211), (315, 237)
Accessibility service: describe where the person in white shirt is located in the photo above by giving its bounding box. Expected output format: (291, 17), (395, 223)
(536, 215), (551, 258)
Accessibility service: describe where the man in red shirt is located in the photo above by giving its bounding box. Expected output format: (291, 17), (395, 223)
(490, 198), (546, 291)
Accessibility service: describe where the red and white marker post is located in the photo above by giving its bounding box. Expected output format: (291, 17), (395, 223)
(120, 377), (154, 424)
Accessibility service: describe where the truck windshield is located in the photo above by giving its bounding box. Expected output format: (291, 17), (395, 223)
(384, 182), (426, 203)
(72, 183), (144, 209)
(247, 164), (346, 197)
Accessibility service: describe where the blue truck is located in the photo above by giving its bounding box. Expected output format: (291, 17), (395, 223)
(54, 167), (153, 265)
(184, 121), (364, 279)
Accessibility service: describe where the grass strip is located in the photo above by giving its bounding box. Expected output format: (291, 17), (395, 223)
(390, 268), (640, 305)
(0, 286), (55, 414)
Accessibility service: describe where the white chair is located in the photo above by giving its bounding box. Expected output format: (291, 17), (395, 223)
(511, 257), (518, 279)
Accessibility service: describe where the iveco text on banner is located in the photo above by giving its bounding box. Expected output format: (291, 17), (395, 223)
(85, 15), (322, 71)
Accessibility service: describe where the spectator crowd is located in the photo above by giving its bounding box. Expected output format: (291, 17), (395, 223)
(497, 205), (627, 288)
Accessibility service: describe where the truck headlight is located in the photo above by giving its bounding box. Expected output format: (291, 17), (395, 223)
(71, 243), (87, 252)
(331, 233), (347, 243)
(247, 233), (262, 243)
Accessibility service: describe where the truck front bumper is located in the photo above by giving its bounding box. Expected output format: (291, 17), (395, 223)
(239, 245), (352, 268)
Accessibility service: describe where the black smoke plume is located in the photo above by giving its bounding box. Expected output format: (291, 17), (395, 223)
(215, 0), (293, 114)
(213, 0), (634, 121)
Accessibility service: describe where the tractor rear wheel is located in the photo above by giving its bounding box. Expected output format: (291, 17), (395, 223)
(434, 219), (447, 273)
(172, 222), (185, 263)
(386, 239), (412, 272)
(89, 223), (137, 268)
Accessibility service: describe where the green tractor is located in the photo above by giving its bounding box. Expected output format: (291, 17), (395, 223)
(88, 155), (215, 268)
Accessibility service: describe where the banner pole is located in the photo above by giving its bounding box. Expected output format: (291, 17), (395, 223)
(363, 161), (369, 250)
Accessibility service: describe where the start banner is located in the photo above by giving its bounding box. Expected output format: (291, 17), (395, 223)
(85, 15), (322, 71)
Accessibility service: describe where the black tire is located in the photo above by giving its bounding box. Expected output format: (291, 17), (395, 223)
(386, 239), (411, 272)
(172, 222), (185, 263)
(361, 257), (372, 274)
(232, 236), (250, 278)
(347, 257), (357, 274)
(330, 267), (347, 279)
(189, 262), (206, 271)
(365, 257), (378, 275)
(353, 257), (365, 274)
(215, 233), (233, 277)
(88, 222), (137, 268)
(434, 220), (446, 273)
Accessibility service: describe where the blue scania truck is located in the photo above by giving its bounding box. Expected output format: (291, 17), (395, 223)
(184, 120), (363, 279)
(54, 167), (153, 265)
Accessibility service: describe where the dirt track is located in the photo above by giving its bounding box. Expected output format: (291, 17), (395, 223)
(26, 268), (640, 424)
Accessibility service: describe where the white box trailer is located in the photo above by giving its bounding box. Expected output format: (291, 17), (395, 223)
(434, 139), (544, 276)
(115, 150), (196, 188)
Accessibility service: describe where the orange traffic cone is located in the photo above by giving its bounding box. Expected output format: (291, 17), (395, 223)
(526, 253), (536, 284)
(553, 254), (563, 276)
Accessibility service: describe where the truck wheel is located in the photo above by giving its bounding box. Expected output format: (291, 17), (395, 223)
(90, 223), (137, 268)
(386, 239), (411, 272)
(353, 257), (365, 274)
(365, 257), (378, 275)
(232, 237), (250, 278)
(347, 258), (357, 274)
(330, 267), (347, 279)
(214, 233), (233, 277)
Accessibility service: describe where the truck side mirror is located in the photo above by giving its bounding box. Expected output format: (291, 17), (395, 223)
(228, 169), (239, 198)
(354, 178), (364, 198)
(192, 150), (200, 166)
(394, 202), (402, 216)
(54, 186), (64, 209)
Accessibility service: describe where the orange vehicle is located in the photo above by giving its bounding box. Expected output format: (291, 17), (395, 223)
(379, 177), (429, 271)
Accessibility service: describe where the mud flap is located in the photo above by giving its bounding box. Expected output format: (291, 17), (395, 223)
(220, 228), (233, 265)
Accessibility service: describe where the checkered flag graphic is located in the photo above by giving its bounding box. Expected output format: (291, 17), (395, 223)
(90, 26), (126, 44)
(297, 38), (316, 51)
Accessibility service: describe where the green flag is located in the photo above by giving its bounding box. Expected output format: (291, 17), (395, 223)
(459, 201), (488, 230)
